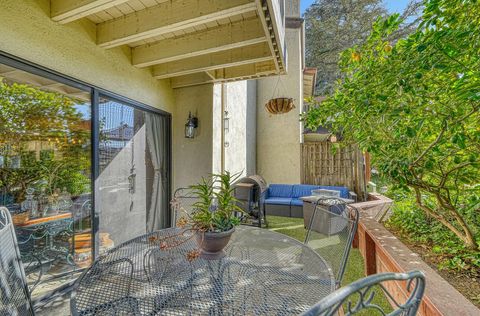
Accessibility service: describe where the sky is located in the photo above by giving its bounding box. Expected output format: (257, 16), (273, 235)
(300, 0), (412, 14)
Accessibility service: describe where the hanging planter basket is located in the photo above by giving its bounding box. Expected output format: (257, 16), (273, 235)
(265, 97), (295, 114)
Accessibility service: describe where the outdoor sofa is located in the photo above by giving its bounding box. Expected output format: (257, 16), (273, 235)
(263, 184), (355, 218)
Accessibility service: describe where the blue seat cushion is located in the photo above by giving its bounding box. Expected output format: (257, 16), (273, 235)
(292, 185), (320, 198)
(317, 186), (349, 199)
(264, 197), (292, 205)
(290, 199), (303, 207)
(267, 184), (294, 198)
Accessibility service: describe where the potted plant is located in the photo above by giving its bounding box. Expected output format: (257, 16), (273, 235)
(165, 171), (242, 260)
(189, 172), (242, 259)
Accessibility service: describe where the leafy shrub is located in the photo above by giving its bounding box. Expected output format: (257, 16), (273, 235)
(386, 193), (480, 275)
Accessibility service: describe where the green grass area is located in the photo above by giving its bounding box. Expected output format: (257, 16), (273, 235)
(266, 216), (392, 314)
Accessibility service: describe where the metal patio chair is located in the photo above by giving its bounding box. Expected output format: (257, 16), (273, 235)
(0, 206), (36, 315)
(171, 187), (199, 227)
(0, 206), (86, 315)
(304, 199), (359, 288)
(301, 270), (426, 316)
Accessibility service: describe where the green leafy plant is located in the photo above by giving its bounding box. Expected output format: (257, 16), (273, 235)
(302, 0), (480, 250)
(188, 171), (242, 232)
(385, 195), (480, 275)
(156, 172), (243, 261)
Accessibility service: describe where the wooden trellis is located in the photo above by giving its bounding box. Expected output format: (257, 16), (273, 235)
(301, 142), (367, 200)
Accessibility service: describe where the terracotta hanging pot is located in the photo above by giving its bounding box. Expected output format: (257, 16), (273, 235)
(265, 97), (295, 114)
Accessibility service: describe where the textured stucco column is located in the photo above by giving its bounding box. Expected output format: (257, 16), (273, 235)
(256, 27), (303, 184)
(222, 81), (257, 177)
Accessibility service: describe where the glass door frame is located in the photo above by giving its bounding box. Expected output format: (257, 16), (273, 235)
(0, 50), (172, 263)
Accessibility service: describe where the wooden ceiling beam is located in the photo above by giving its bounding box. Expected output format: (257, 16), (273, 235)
(51, 0), (129, 24)
(170, 59), (277, 89)
(132, 19), (266, 68)
(170, 73), (214, 89)
(204, 71), (216, 80)
(153, 42), (272, 80)
(97, 0), (257, 48)
(214, 60), (277, 80)
(255, 0), (279, 73)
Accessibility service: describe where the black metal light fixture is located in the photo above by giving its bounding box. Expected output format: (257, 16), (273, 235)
(185, 112), (198, 139)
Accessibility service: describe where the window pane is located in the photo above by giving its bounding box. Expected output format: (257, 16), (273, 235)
(0, 63), (92, 297)
(97, 97), (169, 251)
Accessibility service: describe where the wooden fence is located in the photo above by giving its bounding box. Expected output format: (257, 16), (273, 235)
(301, 142), (367, 200)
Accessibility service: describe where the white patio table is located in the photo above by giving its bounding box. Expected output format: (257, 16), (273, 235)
(70, 225), (335, 315)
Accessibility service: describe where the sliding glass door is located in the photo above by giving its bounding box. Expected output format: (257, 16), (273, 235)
(0, 53), (171, 297)
(96, 96), (170, 251)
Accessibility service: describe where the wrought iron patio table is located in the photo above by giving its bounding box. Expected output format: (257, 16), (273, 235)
(71, 225), (335, 315)
(15, 212), (75, 289)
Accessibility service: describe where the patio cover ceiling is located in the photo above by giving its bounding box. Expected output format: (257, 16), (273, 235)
(50, 0), (286, 88)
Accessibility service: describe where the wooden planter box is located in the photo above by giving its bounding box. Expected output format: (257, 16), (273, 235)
(353, 203), (479, 316)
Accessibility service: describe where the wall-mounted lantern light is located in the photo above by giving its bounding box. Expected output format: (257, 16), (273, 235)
(185, 112), (198, 139)
(224, 110), (230, 134)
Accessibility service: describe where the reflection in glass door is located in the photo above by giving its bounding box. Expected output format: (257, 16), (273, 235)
(0, 62), (92, 295)
(97, 96), (169, 251)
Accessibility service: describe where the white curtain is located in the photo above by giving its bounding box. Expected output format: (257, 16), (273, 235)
(146, 114), (168, 231)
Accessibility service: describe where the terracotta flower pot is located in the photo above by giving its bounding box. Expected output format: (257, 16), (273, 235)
(195, 227), (235, 260)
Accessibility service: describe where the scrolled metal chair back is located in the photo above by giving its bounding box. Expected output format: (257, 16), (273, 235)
(304, 199), (359, 287)
(171, 188), (199, 227)
(301, 270), (426, 316)
(0, 206), (35, 316)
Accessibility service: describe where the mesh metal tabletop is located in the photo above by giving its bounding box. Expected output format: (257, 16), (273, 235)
(71, 226), (335, 315)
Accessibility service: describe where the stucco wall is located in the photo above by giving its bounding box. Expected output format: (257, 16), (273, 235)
(212, 81), (257, 178)
(224, 81), (248, 177)
(245, 80), (257, 175)
(212, 84), (223, 175)
(256, 26), (303, 184)
(285, 0), (301, 18)
(0, 0), (174, 113)
(173, 84), (214, 190)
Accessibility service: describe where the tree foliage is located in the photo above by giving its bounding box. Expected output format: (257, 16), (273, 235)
(303, 0), (480, 250)
(0, 80), (91, 200)
(305, 0), (422, 95)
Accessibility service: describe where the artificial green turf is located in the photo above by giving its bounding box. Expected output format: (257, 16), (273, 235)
(266, 215), (393, 314)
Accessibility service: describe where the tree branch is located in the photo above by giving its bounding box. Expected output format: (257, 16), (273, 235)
(412, 121), (446, 166)
(414, 188), (465, 241)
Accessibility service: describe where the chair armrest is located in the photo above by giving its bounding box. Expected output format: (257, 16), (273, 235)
(348, 191), (357, 202)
